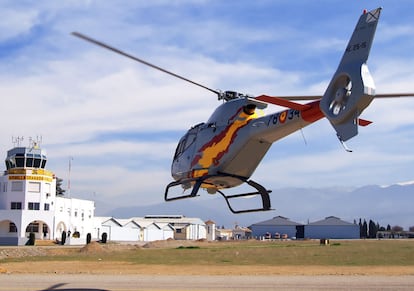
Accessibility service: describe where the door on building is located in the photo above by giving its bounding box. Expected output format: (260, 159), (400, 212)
(296, 225), (304, 239)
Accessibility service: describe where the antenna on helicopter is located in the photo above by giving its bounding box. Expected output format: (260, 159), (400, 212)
(71, 32), (231, 100)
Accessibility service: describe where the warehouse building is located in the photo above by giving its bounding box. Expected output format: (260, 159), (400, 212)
(304, 216), (359, 239)
(250, 215), (359, 240)
(249, 216), (304, 239)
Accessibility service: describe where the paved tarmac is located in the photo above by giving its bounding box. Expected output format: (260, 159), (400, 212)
(1, 274), (414, 290)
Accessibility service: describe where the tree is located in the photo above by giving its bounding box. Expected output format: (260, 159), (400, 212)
(409, 226), (414, 232)
(359, 218), (363, 238)
(361, 220), (368, 238)
(56, 177), (66, 196)
(368, 220), (377, 238)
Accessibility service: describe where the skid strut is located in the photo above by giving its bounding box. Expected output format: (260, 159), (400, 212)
(164, 173), (272, 214)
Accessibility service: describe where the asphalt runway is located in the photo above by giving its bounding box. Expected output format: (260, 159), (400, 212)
(1, 274), (414, 291)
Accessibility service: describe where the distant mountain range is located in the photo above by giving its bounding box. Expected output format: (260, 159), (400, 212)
(96, 183), (414, 229)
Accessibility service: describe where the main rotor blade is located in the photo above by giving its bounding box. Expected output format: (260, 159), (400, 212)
(72, 32), (220, 96)
(373, 93), (414, 98)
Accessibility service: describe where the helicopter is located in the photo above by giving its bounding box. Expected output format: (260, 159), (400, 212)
(73, 7), (414, 213)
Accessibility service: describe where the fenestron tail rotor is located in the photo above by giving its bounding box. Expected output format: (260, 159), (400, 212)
(72, 32), (224, 98)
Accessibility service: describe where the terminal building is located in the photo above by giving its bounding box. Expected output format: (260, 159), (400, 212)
(0, 143), (208, 245)
(0, 144), (95, 245)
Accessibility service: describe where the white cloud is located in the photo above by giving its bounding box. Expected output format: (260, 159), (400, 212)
(0, 8), (39, 41)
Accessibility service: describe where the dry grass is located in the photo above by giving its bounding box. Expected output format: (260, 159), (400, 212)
(1, 239), (414, 275)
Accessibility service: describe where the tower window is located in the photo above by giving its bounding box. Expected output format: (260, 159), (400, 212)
(11, 181), (23, 192)
(33, 158), (41, 168)
(11, 202), (22, 210)
(26, 157), (34, 167)
(28, 202), (40, 210)
(28, 182), (41, 193)
(15, 155), (24, 167)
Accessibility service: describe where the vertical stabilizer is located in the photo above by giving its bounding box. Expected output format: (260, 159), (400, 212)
(320, 8), (381, 141)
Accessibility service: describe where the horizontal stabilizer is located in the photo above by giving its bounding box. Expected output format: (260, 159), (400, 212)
(358, 118), (372, 126)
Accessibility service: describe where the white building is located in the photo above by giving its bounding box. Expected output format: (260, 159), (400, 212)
(54, 197), (96, 244)
(0, 144), (209, 245)
(95, 215), (206, 242)
(205, 220), (216, 241)
(0, 145), (96, 245)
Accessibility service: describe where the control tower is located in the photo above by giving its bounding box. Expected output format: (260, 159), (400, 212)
(0, 143), (56, 245)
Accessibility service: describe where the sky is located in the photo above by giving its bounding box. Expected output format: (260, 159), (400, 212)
(1, 0), (414, 210)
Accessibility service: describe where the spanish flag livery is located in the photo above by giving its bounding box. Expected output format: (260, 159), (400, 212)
(190, 107), (259, 178)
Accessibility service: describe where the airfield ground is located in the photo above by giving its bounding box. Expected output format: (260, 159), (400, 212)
(1, 239), (414, 276)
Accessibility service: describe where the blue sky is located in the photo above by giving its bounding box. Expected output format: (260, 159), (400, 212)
(1, 1), (414, 209)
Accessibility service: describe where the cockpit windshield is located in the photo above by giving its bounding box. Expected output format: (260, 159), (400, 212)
(173, 131), (197, 160)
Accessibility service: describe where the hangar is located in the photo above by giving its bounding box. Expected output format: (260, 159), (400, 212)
(249, 216), (303, 239)
(96, 215), (206, 242)
(304, 216), (359, 239)
(250, 215), (360, 239)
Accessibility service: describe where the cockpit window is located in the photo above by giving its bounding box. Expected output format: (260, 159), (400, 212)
(174, 132), (197, 160)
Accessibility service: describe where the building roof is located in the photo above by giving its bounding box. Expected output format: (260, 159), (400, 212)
(233, 226), (252, 233)
(132, 215), (205, 226)
(205, 220), (216, 225)
(250, 216), (302, 227)
(308, 216), (355, 226)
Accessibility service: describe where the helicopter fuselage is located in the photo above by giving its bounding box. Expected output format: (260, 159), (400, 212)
(171, 97), (324, 191)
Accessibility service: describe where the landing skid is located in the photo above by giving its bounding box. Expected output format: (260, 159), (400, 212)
(164, 173), (272, 214)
